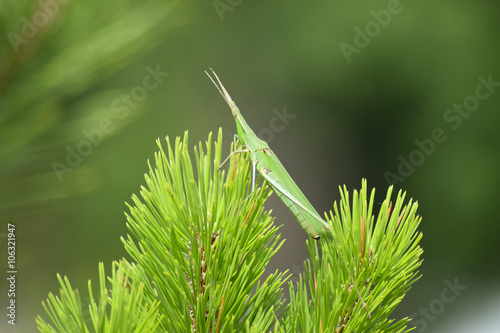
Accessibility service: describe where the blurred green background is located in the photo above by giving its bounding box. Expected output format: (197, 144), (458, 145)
(1, 0), (499, 332)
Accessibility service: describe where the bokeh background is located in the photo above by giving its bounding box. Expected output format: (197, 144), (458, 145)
(1, 0), (499, 332)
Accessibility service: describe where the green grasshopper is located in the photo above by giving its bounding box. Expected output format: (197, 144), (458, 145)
(205, 69), (330, 239)
(206, 69), (370, 316)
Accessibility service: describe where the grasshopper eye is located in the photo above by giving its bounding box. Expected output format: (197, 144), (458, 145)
(259, 168), (270, 175)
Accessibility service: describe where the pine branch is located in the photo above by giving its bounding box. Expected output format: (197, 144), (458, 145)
(36, 129), (423, 332)
(0, 0), (179, 221)
(285, 181), (423, 332)
(36, 261), (162, 332)
(122, 129), (288, 332)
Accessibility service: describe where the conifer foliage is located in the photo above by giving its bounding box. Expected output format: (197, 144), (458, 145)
(37, 129), (423, 332)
